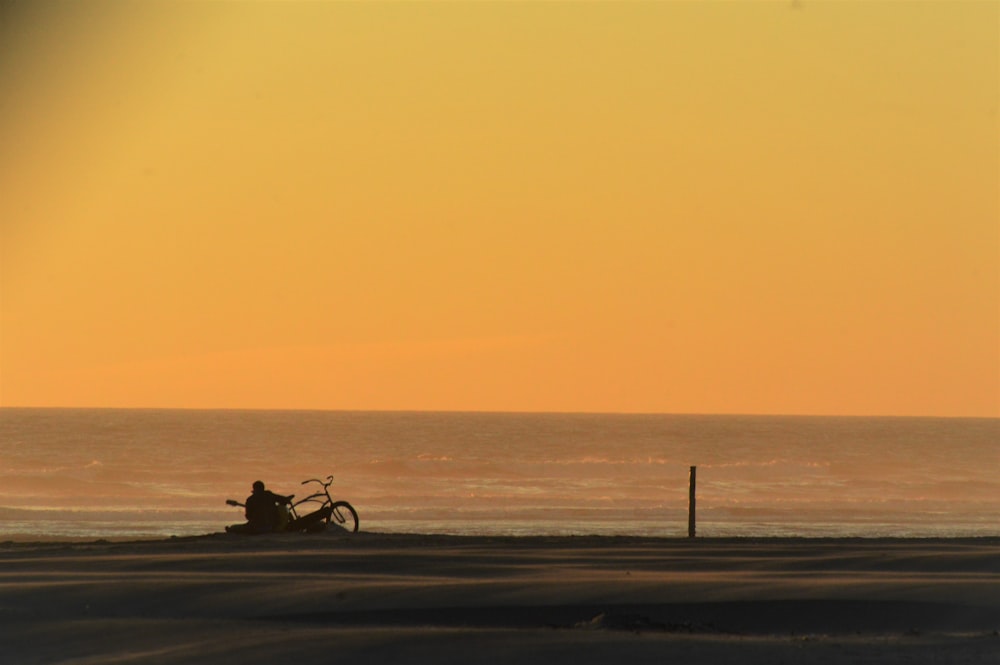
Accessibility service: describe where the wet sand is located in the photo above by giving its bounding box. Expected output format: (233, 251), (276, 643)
(2, 533), (999, 664)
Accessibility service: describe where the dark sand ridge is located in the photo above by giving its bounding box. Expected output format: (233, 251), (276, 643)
(2, 533), (999, 664)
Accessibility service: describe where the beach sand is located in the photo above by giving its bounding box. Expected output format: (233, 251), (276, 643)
(2, 533), (999, 664)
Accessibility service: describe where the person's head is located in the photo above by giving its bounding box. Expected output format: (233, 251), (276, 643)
(252, 480), (265, 493)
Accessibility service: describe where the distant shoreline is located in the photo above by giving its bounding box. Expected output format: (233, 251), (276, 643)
(4, 531), (999, 549)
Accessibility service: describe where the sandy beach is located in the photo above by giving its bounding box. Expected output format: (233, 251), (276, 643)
(2, 533), (999, 664)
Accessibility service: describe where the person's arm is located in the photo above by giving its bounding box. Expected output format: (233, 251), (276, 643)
(267, 490), (291, 505)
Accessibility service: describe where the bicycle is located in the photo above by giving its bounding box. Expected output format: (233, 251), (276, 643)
(226, 475), (359, 533)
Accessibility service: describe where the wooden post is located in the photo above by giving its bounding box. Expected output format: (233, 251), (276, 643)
(688, 465), (697, 538)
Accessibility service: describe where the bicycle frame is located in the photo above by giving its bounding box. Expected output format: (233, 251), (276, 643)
(289, 476), (337, 520)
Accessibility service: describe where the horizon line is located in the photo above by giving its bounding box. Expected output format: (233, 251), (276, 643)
(0, 405), (996, 420)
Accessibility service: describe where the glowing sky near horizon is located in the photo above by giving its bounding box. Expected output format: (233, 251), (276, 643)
(1, 1), (997, 416)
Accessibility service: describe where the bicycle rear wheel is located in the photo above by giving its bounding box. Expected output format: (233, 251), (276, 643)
(328, 501), (359, 533)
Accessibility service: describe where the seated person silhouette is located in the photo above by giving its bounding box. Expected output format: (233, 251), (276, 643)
(227, 480), (291, 534)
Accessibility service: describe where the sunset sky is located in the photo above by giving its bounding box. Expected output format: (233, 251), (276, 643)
(1, 1), (997, 416)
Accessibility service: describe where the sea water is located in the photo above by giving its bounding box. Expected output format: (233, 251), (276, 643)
(0, 408), (996, 540)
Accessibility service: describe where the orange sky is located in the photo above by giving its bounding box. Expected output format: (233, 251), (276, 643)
(1, 1), (997, 416)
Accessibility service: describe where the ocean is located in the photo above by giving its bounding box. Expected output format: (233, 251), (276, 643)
(0, 408), (996, 541)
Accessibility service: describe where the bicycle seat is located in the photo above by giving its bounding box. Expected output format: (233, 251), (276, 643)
(285, 494), (295, 503)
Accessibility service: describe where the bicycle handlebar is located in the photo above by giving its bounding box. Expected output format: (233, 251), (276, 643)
(301, 475), (335, 488)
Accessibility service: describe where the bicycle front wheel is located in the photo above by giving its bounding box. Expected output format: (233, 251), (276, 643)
(328, 501), (359, 533)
